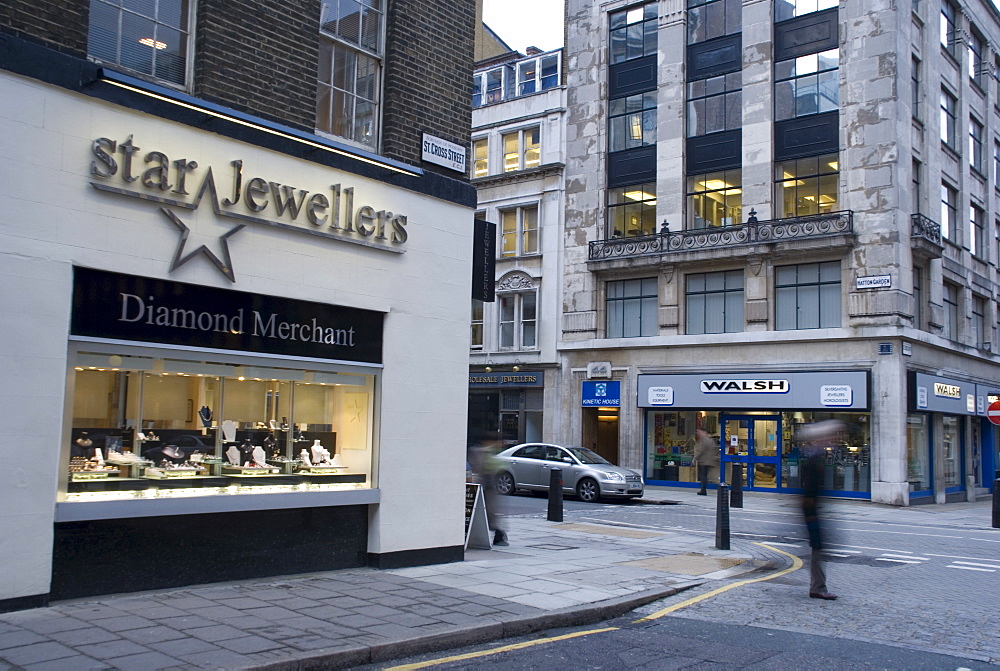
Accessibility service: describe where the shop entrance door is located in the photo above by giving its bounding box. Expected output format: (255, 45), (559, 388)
(721, 415), (781, 490)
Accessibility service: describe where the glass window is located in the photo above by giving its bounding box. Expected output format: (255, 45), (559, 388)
(686, 270), (744, 334)
(687, 71), (742, 136)
(943, 282), (959, 340)
(607, 277), (658, 338)
(317, 0), (384, 149)
(87, 0), (190, 86)
(473, 138), (488, 178)
(971, 204), (985, 258)
(473, 67), (506, 107)
(940, 182), (957, 241)
(913, 267), (924, 330)
(940, 88), (957, 149)
(969, 29), (985, 86)
(942, 414), (962, 487)
(687, 169), (742, 228)
(911, 55), (921, 121)
(775, 49), (839, 121)
(912, 158), (922, 213)
(68, 350), (375, 502)
(517, 53), (560, 95)
(940, 0), (957, 55)
(471, 299), (484, 348)
(499, 291), (538, 349)
(607, 183), (657, 238)
(644, 410), (721, 483)
(502, 128), (541, 172)
(775, 0), (838, 22)
(970, 118), (984, 173)
(973, 294), (987, 347)
(994, 141), (1000, 187)
(610, 91), (657, 151)
(775, 261), (841, 330)
(500, 205), (539, 257)
(610, 2), (658, 64)
(687, 0), (742, 44)
(785, 412), (871, 493)
(906, 414), (931, 493)
(775, 154), (839, 218)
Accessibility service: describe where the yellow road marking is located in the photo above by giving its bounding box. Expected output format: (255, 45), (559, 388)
(633, 543), (803, 622)
(385, 627), (620, 670)
(386, 543), (802, 669)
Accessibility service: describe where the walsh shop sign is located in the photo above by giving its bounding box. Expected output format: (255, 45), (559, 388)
(71, 267), (384, 364)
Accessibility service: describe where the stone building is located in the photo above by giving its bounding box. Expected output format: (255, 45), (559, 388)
(558, 0), (1000, 505)
(468, 38), (567, 447)
(0, 0), (476, 610)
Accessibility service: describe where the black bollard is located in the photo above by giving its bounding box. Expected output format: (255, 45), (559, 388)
(993, 478), (1000, 529)
(547, 467), (563, 522)
(715, 483), (731, 550)
(730, 462), (744, 509)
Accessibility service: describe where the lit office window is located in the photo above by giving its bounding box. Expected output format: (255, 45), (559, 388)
(775, 154), (839, 217)
(500, 205), (539, 257)
(607, 183), (657, 238)
(472, 138), (488, 178)
(502, 128), (541, 172)
(687, 170), (742, 228)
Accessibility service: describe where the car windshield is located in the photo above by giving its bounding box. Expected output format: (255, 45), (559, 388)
(566, 447), (612, 465)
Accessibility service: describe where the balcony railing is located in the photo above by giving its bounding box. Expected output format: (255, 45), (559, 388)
(588, 210), (854, 261)
(910, 213), (942, 246)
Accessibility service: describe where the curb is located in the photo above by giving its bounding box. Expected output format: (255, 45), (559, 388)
(238, 581), (704, 670)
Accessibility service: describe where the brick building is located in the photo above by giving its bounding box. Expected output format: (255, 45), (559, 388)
(0, 0), (476, 610)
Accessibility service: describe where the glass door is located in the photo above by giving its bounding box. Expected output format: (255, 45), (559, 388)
(721, 414), (781, 490)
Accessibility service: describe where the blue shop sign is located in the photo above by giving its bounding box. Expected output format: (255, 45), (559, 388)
(582, 380), (621, 407)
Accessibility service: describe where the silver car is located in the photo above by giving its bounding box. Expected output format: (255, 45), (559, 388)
(492, 443), (644, 502)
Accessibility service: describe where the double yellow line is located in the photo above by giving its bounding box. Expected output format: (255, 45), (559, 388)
(387, 544), (802, 670)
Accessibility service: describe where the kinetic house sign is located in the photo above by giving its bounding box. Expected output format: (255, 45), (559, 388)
(89, 135), (409, 281)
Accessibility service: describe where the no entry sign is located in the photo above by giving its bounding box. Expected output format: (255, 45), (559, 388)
(988, 400), (1000, 425)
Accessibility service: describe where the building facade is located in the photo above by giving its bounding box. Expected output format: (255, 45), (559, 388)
(0, 0), (476, 610)
(469, 43), (567, 448)
(559, 0), (1000, 505)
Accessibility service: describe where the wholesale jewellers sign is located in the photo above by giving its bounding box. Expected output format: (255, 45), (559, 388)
(89, 135), (409, 282)
(71, 267), (384, 364)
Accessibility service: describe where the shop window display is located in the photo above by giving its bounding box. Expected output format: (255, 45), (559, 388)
(645, 410), (720, 483)
(67, 350), (375, 501)
(783, 412), (871, 493)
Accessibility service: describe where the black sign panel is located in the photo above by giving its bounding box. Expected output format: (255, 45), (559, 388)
(472, 219), (496, 302)
(71, 267), (383, 364)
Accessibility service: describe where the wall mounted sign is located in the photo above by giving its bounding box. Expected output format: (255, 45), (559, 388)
(71, 267), (384, 364)
(856, 275), (891, 290)
(638, 371), (869, 410)
(468, 373), (543, 387)
(582, 380), (621, 407)
(472, 219), (496, 302)
(422, 133), (467, 173)
(910, 372), (981, 415)
(89, 135), (409, 282)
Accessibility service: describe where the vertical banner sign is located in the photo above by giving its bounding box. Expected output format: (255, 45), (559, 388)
(472, 219), (496, 302)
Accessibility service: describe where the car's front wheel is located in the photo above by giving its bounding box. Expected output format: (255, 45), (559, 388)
(576, 477), (600, 503)
(495, 471), (515, 495)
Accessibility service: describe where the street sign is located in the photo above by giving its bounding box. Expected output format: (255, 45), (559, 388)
(988, 400), (1000, 425)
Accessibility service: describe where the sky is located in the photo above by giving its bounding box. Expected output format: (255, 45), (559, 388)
(482, 0), (565, 54)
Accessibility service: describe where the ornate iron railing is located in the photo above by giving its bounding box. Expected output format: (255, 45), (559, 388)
(910, 213), (942, 247)
(588, 210), (854, 261)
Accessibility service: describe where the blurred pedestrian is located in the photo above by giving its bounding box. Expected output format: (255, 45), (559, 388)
(691, 429), (719, 495)
(797, 420), (842, 600)
(468, 436), (508, 546)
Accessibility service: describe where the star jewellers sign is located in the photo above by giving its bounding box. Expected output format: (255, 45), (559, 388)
(89, 135), (409, 281)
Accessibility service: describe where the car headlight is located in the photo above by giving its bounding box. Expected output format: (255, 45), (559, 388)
(605, 472), (625, 481)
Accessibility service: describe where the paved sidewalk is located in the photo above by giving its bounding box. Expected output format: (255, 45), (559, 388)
(0, 488), (992, 670)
